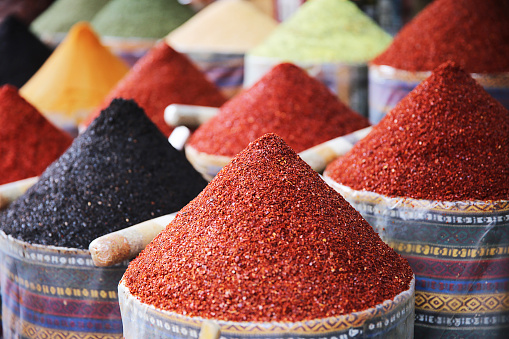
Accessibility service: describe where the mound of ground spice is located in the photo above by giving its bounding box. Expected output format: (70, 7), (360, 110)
(85, 42), (226, 137)
(324, 62), (509, 201)
(123, 133), (413, 322)
(372, 0), (509, 73)
(90, 0), (194, 39)
(0, 15), (52, 88)
(0, 85), (72, 185)
(0, 98), (208, 249)
(20, 22), (129, 129)
(188, 63), (369, 157)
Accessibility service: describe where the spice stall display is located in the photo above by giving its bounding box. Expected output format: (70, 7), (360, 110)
(119, 133), (415, 338)
(166, 0), (277, 98)
(369, 0), (509, 123)
(245, 0), (392, 116)
(0, 16), (52, 88)
(90, 0), (195, 65)
(19, 22), (129, 136)
(0, 99), (208, 338)
(185, 63), (370, 180)
(0, 85), (71, 206)
(30, 0), (111, 46)
(324, 62), (509, 338)
(83, 41), (226, 137)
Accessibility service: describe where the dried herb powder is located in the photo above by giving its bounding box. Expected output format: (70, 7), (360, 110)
(248, 0), (392, 63)
(0, 98), (208, 249)
(87, 42), (226, 137)
(0, 85), (72, 185)
(90, 0), (194, 39)
(0, 15), (52, 88)
(372, 0), (509, 73)
(188, 63), (370, 157)
(31, 0), (111, 36)
(123, 133), (413, 322)
(324, 62), (509, 201)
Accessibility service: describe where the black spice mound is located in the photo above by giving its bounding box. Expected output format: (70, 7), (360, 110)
(0, 98), (208, 249)
(0, 15), (52, 88)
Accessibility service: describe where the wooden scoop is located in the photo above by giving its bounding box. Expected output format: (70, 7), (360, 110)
(164, 104), (219, 128)
(89, 213), (176, 267)
(0, 176), (38, 210)
(182, 126), (373, 181)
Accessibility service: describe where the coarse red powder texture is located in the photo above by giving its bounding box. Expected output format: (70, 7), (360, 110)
(372, 0), (509, 73)
(324, 62), (509, 201)
(123, 133), (412, 322)
(187, 63), (369, 157)
(0, 85), (72, 185)
(85, 42), (226, 136)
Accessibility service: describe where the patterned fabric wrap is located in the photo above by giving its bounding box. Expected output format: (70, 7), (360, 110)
(325, 179), (509, 339)
(118, 278), (415, 339)
(368, 64), (509, 124)
(0, 231), (126, 339)
(244, 55), (369, 117)
(182, 51), (245, 99)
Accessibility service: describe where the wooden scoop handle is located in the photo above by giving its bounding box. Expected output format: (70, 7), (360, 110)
(89, 213), (176, 267)
(164, 104), (219, 128)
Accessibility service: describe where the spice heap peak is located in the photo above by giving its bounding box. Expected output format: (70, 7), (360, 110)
(188, 63), (369, 157)
(372, 0), (509, 73)
(249, 0), (392, 63)
(0, 85), (72, 185)
(20, 22), (129, 128)
(324, 61), (509, 201)
(123, 133), (412, 322)
(85, 42), (226, 136)
(0, 98), (207, 249)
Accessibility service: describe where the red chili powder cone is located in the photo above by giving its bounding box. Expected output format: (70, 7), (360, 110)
(372, 0), (509, 73)
(0, 85), (73, 185)
(83, 41), (227, 136)
(187, 62), (370, 157)
(324, 61), (509, 201)
(122, 133), (413, 322)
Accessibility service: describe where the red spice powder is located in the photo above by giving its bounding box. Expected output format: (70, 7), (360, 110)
(188, 63), (369, 157)
(0, 85), (72, 185)
(324, 62), (509, 201)
(123, 133), (412, 322)
(372, 0), (509, 73)
(84, 42), (226, 136)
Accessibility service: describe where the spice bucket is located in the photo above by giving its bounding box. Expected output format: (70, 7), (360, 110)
(0, 230), (126, 339)
(178, 50), (245, 99)
(324, 179), (509, 338)
(118, 277), (415, 339)
(244, 55), (369, 117)
(101, 37), (157, 66)
(368, 64), (509, 124)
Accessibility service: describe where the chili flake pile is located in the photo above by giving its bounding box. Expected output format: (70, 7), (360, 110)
(123, 133), (412, 322)
(0, 98), (207, 248)
(372, 0), (509, 73)
(0, 85), (72, 185)
(188, 63), (369, 157)
(86, 42), (227, 136)
(324, 62), (509, 201)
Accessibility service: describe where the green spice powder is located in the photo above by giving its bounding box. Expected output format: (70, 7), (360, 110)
(249, 0), (392, 63)
(90, 0), (195, 39)
(31, 0), (111, 36)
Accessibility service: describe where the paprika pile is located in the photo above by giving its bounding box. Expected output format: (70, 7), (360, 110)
(188, 63), (369, 157)
(0, 85), (72, 186)
(122, 133), (413, 323)
(0, 98), (207, 249)
(85, 42), (227, 136)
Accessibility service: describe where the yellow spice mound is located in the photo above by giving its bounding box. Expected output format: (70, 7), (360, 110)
(21, 22), (129, 130)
